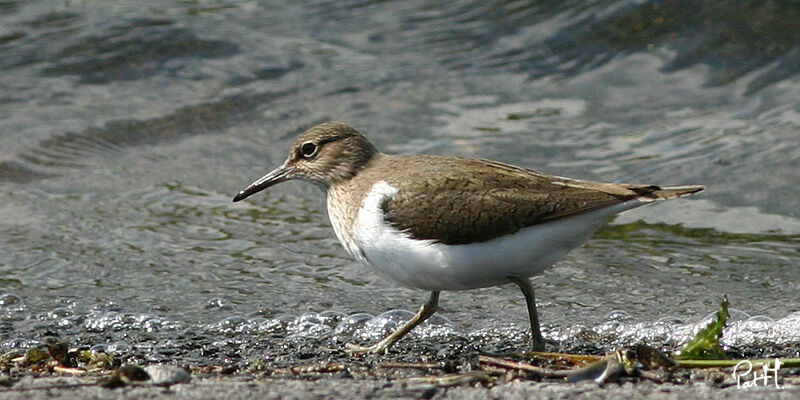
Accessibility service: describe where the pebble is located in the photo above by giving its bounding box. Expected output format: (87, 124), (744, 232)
(144, 365), (191, 385)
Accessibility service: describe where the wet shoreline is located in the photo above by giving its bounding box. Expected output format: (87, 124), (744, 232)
(3, 2), (800, 397)
(2, 354), (799, 400)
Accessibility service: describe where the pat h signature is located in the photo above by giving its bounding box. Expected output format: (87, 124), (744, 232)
(732, 359), (782, 389)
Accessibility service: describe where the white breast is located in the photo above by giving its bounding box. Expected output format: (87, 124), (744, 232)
(331, 180), (646, 291)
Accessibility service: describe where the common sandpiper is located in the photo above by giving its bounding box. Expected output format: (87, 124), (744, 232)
(232, 121), (704, 355)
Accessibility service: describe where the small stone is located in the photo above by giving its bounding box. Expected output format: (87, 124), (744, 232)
(118, 364), (150, 382)
(144, 365), (191, 385)
(0, 374), (15, 387)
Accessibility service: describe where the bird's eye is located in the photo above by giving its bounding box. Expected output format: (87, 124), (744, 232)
(300, 142), (317, 158)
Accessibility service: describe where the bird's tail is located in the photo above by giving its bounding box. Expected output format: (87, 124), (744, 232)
(624, 184), (705, 200)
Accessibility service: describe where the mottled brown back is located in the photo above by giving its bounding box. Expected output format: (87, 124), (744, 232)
(373, 155), (699, 245)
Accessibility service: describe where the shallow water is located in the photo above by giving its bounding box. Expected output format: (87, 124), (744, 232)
(1, 0), (799, 366)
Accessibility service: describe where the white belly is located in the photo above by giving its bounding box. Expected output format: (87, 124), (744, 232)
(330, 181), (646, 291)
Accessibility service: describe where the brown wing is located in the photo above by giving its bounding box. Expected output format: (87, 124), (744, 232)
(380, 156), (649, 245)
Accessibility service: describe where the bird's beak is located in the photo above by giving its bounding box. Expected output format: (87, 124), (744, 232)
(232, 164), (294, 202)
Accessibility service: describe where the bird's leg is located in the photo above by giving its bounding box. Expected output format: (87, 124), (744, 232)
(345, 291), (440, 355)
(508, 276), (545, 351)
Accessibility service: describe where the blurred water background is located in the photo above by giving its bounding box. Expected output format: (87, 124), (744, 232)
(1, 0), (799, 366)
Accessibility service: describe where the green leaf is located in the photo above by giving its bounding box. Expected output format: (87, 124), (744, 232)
(675, 296), (729, 360)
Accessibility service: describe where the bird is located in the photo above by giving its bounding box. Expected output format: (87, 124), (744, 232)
(232, 121), (704, 355)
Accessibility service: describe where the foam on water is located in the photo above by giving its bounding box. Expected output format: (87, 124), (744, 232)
(2, 292), (798, 366)
(82, 311), (183, 333)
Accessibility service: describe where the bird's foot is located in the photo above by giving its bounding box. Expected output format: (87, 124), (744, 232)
(344, 342), (389, 356)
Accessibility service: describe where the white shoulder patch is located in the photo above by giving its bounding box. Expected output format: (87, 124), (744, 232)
(349, 181), (401, 264)
(362, 181), (399, 212)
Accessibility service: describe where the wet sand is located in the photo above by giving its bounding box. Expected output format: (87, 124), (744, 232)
(2, 375), (798, 400)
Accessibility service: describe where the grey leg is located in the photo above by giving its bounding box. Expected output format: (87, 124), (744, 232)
(346, 291), (440, 355)
(508, 277), (545, 351)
